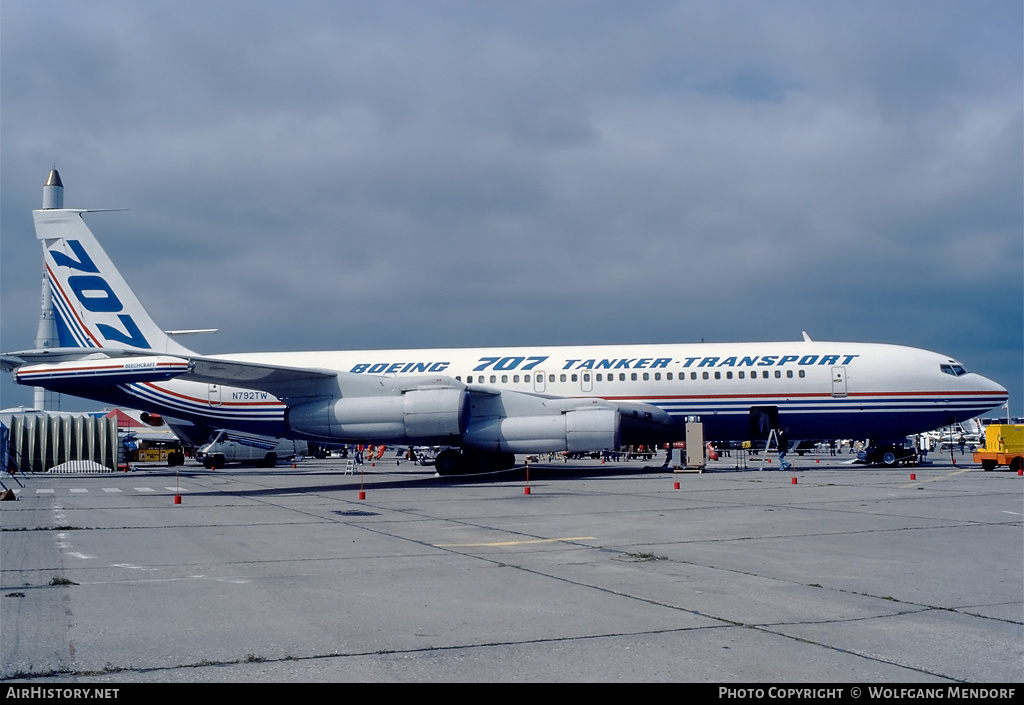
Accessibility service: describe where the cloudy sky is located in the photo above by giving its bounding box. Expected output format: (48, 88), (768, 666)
(2, 0), (1021, 416)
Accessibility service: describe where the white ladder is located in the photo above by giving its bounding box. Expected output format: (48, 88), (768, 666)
(759, 429), (780, 471)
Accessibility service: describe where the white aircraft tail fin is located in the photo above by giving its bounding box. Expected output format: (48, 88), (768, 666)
(34, 209), (194, 355)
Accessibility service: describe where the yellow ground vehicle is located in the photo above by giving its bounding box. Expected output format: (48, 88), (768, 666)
(974, 424), (1023, 472)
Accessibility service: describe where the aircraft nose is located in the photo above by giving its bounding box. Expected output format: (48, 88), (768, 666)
(974, 372), (1009, 406)
(982, 373), (1007, 393)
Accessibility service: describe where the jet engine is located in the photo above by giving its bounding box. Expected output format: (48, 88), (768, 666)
(462, 407), (620, 454)
(285, 388), (469, 443)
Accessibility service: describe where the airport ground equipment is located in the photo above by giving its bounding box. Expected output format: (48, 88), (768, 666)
(857, 441), (917, 466)
(195, 430), (307, 468)
(685, 421), (705, 471)
(758, 428), (788, 471)
(973, 424), (1023, 471)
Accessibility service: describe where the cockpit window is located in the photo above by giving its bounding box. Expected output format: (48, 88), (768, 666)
(940, 364), (968, 377)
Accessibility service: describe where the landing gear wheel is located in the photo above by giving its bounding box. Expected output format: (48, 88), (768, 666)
(434, 449), (464, 476)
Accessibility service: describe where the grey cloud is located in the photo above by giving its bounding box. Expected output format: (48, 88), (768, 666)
(2, 0), (1020, 412)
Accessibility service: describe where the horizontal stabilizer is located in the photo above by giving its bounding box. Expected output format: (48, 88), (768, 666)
(1, 347), (153, 370)
(16, 355), (191, 387)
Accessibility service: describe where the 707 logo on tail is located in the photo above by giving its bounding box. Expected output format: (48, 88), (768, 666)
(48, 240), (151, 348)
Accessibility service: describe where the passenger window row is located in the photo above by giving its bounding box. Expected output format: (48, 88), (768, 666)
(454, 370), (806, 383)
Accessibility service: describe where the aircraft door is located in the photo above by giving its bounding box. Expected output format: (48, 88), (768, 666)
(208, 384), (223, 407)
(748, 406), (778, 440)
(581, 371), (593, 393)
(533, 371), (546, 394)
(831, 367), (848, 397)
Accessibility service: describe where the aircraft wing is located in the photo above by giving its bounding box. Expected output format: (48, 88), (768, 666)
(183, 355), (483, 401)
(184, 356), (342, 399)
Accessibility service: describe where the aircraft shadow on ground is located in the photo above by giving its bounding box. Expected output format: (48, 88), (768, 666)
(138, 462), (675, 497)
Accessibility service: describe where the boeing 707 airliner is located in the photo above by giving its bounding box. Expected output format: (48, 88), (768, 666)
(3, 176), (1008, 474)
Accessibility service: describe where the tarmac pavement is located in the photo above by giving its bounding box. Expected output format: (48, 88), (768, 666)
(1, 451), (1021, 683)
